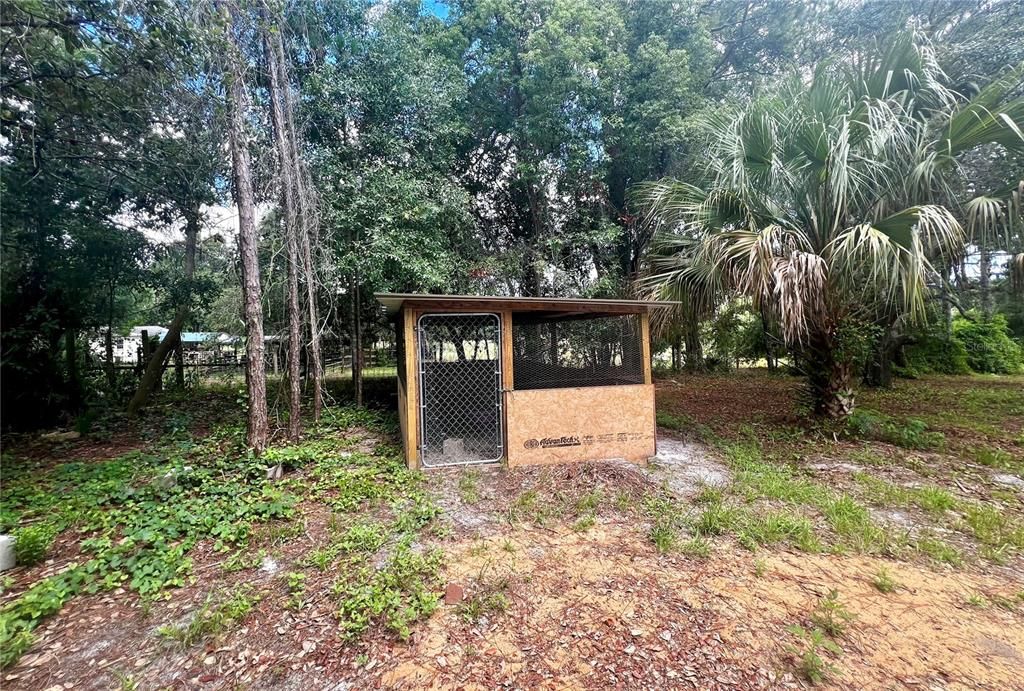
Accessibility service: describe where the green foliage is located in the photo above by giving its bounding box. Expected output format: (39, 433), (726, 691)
(285, 572), (307, 611)
(901, 330), (971, 376)
(845, 409), (944, 450)
(953, 314), (1024, 374)
(0, 423), (301, 667)
(648, 522), (677, 553)
(872, 568), (898, 594)
(786, 625), (843, 684)
(13, 525), (56, 567)
(458, 470), (481, 504)
(810, 590), (855, 637)
(334, 542), (442, 641)
(737, 511), (820, 552)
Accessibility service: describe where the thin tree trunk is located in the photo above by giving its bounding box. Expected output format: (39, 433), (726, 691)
(127, 215), (198, 415)
(265, 16), (302, 441)
(224, 3), (269, 452)
(978, 244), (992, 318)
(105, 286), (116, 390)
(174, 340), (185, 389)
(351, 279), (363, 408)
(270, 23), (323, 421)
(66, 328), (80, 411)
(760, 307), (776, 373)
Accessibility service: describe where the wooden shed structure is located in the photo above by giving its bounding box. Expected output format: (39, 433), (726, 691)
(376, 294), (675, 469)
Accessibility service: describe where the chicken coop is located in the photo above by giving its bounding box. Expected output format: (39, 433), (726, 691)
(375, 294), (675, 469)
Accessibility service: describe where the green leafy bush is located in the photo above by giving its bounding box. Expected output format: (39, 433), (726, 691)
(901, 330), (970, 376)
(13, 525), (56, 567)
(953, 314), (1024, 374)
(846, 409), (944, 450)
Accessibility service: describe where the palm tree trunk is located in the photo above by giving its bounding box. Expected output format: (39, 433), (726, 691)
(804, 326), (855, 418)
(683, 320), (703, 372)
(224, 2), (269, 452)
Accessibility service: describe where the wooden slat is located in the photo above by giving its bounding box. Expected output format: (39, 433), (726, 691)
(403, 308), (419, 469)
(383, 297), (652, 315)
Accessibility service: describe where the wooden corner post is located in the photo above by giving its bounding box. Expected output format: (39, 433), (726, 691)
(640, 311), (652, 385)
(501, 309), (514, 463)
(403, 308), (419, 469)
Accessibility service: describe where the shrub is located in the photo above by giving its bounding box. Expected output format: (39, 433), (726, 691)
(953, 314), (1024, 374)
(901, 330), (970, 376)
(845, 409), (944, 450)
(13, 525), (56, 567)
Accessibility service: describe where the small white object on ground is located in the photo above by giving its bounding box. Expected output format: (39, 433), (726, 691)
(41, 430), (80, 442)
(0, 535), (15, 571)
(261, 556), (280, 574)
(992, 473), (1024, 490)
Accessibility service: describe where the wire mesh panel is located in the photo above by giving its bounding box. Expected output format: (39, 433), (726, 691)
(418, 313), (502, 467)
(513, 313), (643, 390)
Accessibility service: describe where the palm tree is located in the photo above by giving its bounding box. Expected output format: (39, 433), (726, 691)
(635, 34), (1023, 418)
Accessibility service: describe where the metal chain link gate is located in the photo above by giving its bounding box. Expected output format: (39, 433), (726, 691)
(417, 313), (503, 467)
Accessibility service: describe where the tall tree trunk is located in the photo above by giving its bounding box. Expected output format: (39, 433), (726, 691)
(683, 319), (703, 372)
(760, 307), (776, 372)
(978, 244), (992, 318)
(65, 328), (80, 412)
(265, 17), (302, 441)
(224, 4), (269, 452)
(127, 215), (198, 415)
(105, 285), (116, 390)
(351, 278), (363, 408)
(271, 23), (323, 421)
(174, 340), (185, 389)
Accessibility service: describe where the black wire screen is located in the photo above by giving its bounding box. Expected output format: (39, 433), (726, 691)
(512, 313), (644, 390)
(418, 313), (502, 466)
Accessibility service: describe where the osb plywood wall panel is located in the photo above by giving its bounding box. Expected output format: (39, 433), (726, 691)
(505, 384), (655, 467)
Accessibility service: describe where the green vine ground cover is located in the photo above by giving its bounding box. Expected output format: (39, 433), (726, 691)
(0, 404), (444, 670)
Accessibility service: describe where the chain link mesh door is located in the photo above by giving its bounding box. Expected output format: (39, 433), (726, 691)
(418, 313), (503, 467)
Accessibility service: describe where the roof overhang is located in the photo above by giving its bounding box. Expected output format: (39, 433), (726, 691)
(374, 293), (679, 318)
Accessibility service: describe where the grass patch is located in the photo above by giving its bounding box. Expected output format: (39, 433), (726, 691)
(457, 573), (511, 623)
(871, 567), (898, 594)
(158, 586), (260, 647)
(737, 510), (820, 552)
(648, 522), (677, 553)
(912, 535), (962, 566)
(679, 536), (712, 558)
(458, 469), (481, 504)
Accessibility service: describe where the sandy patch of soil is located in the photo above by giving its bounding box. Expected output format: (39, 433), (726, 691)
(648, 437), (731, 496)
(378, 524), (1024, 690)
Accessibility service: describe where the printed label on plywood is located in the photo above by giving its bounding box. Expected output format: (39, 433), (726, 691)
(506, 384), (655, 467)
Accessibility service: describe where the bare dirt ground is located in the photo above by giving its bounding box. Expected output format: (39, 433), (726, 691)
(3, 372), (1023, 690)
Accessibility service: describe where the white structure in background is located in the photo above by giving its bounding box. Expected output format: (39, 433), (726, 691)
(89, 325), (169, 364)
